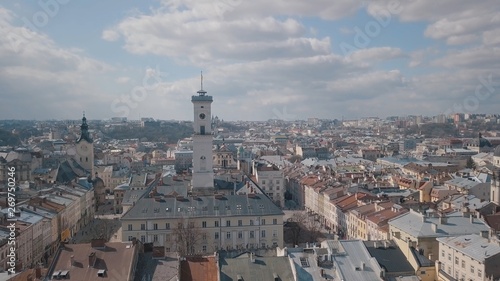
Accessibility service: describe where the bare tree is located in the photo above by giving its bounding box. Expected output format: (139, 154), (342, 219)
(172, 217), (204, 256)
(286, 212), (322, 246)
(287, 212), (308, 246)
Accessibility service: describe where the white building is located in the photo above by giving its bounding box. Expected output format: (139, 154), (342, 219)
(254, 163), (284, 207)
(437, 234), (500, 281)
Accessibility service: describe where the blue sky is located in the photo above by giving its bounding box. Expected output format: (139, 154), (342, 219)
(0, 0), (499, 121)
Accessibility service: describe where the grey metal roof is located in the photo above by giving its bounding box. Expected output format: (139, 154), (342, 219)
(121, 194), (284, 220)
(220, 255), (294, 281)
(364, 240), (414, 275)
(389, 209), (490, 238)
(437, 234), (500, 262)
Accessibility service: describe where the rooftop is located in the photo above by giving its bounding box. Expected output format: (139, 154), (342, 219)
(219, 253), (294, 281)
(437, 234), (500, 262)
(122, 194), (284, 220)
(180, 256), (218, 281)
(50, 242), (138, 281)
(389, 209), (490, 238)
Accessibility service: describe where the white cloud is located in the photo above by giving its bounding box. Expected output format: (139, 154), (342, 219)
(115, 76), (131, 84)
(102, 29), (120, 41)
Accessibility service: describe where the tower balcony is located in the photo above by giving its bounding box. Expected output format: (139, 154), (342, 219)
(191, 95), (213, 102)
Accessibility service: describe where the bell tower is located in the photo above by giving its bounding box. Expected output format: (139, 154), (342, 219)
(191, 73), (214, 193)
(75, 112), (94, 176)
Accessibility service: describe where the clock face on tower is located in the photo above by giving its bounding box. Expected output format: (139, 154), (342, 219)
(78, 143), (91, 156)
(199, 113), (206, 120)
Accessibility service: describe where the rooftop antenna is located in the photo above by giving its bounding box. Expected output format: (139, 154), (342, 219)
(197, 71), (207, 96)
(83, 111), (85, 118)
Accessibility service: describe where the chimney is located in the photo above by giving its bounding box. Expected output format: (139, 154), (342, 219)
(70, 255), (75, 267)
(431, 223), (437, 233)
(88, 252), (96, 268)
(250, 252), (255, 263)
(35, 267), (41, 278)
(361, 262), (365, 271)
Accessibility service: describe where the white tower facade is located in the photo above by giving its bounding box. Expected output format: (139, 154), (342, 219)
(191, 76), (214, 192)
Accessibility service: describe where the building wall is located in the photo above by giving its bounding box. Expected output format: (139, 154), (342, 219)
(438, 241), (489, 281)
(121, 214), (284, 254)
(255, 169), (284, 207)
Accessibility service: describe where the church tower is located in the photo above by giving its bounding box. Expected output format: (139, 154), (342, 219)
(191, 73), (214, 193)
(491, 146), (500, 205)
(75, 113), (94, 176)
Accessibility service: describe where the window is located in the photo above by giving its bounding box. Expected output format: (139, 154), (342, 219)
(262, 180), (266, 184)
(441, 250), (445, 257)
(448, 253), (451, 261)
(273, 230), (277, 237)
(238, 220), (242, 226)
(273, 219), (277, 225)
(215, 221), (219, 227)
(141, 224), (145, 230)
(226, 220), (231, 227)
(238, 231), (243, 239)
(261, 230), (266, 238)
(250, 220), (254, 226)
(261, 243), (266, 248)
(202, 233), (207, 240)
(261, 219), (265, 225)
(471, 265), (475, 274)
(478, 269), (482, 277)
(128, 224), (132, 231)
(153, 223), (158, 230)
(276, 180), (280, 184)
(166, 223), (170, 229)
(461, 260), (465, 268)
(128, 236), (133, 241)
(153, 235), (158, 242)
(141, 235), (145, 243)
(166, 234), (170, 241)
(455, 257), (459, 265)
(226, 232), (231, 239)
(189, 222), (195, 228)
(202, 245), (207, 252)
(250, 231), (255, 238)
(215, 232), (219, 239)
(202, 221), (207, 228)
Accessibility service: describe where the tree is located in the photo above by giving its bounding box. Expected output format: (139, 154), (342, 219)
(466, 156), (476, 169)
(286, 211), (321, 246)
(288, 212), (307, 246)
(173, 218), (204, 256)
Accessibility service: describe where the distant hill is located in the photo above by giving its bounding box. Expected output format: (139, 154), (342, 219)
(102, 122), (193, 143)
(0, 128), (20, 146)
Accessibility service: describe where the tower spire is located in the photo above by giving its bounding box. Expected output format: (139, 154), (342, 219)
(197, 71), (207, 96)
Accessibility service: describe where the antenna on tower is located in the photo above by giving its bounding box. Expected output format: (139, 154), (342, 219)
(83, 111), (86, 118)
(197, 71), (207, 96)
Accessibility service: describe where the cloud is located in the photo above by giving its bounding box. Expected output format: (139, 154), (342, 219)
(115, 76), (131, 84)
(0, 7), (114, 119)
(102, 29), (120, 41)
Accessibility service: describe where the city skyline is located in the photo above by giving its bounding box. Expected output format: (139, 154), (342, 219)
(0, 1), (499, 121)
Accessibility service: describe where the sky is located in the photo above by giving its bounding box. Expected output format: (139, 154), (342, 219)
(0, 0), (499, 121)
